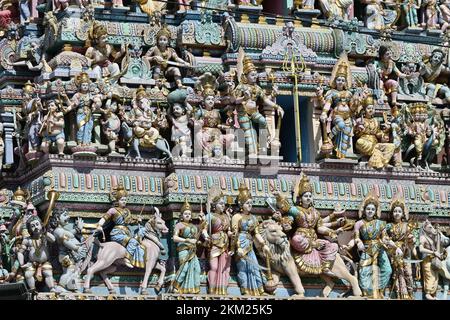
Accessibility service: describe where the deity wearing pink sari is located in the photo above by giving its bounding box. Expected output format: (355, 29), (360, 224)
(203, 188), (232, 295)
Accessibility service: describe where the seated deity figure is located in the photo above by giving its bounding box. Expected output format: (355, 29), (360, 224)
(95, 184), (145, 269)
(143, 25), (191, 89)
(85, 21), (126, 82)
(194, 72), (234, 159)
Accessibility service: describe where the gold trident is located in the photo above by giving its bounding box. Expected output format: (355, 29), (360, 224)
(282, 45), (306, 163)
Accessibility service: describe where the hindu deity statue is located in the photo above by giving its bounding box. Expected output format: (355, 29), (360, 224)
(7, 187), (31, 282)
(171, 199), (202, 294)
(95, 184), (145, 269)
(317, 54), (363, 159)
(403, 102), (445, 170)
(274, 174), (339, 277)
(85, 21), (126, 82)
(233, 50), (284, 156)
(40, 99), (65, 156)
(231, 182), (271, 295)
(194, 72), (234, 160)
(293, 0), (315, 10)
(17, 216), (56, 292)
(21, 81), (43, 159)
(144, 25), (191, 89)
(384, 196), (417, 299)
(402, 0), (420, 28)
(354, 95), (396, 169)
(419, 220), (450, 300)
(362, 0), (398, 30)
(418, 49), (450, 104)
(353, 190), (392, 298)
(49, 208), (87, 292)
(62, 72), (103, 148)
(121, 86), (171, 159)
(167, 89), (193, 158)
(317, 0), (352, 20)
(441, 0), (450, 32)
(375, 46), (411, 109)
(202, 186), (233, 295)
(421, 0), (439, 29)
(100, 94), (121, 155)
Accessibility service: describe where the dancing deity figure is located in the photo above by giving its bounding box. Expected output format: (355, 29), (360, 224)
(21, 81), (43, 156)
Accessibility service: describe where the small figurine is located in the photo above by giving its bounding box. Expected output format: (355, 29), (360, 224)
(402, 0), (420, 28)
(419, 49), (450, 104)
(99, 94), (121, 155)
(354, 95), (396, 169)
(194, 72), (234, 160)
(233, 49), (284, 156)
(421, 0), (440, 29)
(49, 208), (87, 292)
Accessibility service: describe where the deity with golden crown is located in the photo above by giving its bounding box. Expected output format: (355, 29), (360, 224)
(144, 25), (190, 89)
(384, 196), (416, 299)
(354, 95), (396, 169)
(316, 53), (363, 159)
(352, 190), (392, 298)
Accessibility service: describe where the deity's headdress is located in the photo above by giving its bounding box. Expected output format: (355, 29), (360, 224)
(330, 53), (352, 89)
(135, 85), (147, 99)
(74, 72), (91, 86)
(409, 102), (428, 116)
(363, 95), (374, 107)
(358, 189), (381, 219)
(11, 187), (29, 208)
(110, 183), (128, 202)
(87, 21), (107, 47)
(156, 25), (171, 40)
(196, 72), (218, 97)
(389, 194), (409, 221)
(181, 197), (192, 213)
(22, 80), (34, 95)
(237, 182), (252, 205)
(296, 173), (313, 199)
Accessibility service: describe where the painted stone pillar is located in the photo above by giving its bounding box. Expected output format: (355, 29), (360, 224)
(1, 113), (15, 166)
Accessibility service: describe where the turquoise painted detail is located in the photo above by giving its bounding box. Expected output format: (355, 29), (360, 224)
(338, 183), (345, 196)
(73, 174), (79, 189)
(150, 177), (155, 193)
(409, 186), (415, 200)
(257, 179), (262, 192)
(100, 175), (105, 190)
(232, 177), (239, 190)
(386, 185), (392, 199)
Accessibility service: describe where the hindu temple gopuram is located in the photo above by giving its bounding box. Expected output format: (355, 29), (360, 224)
(0, 0), (449, 301)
